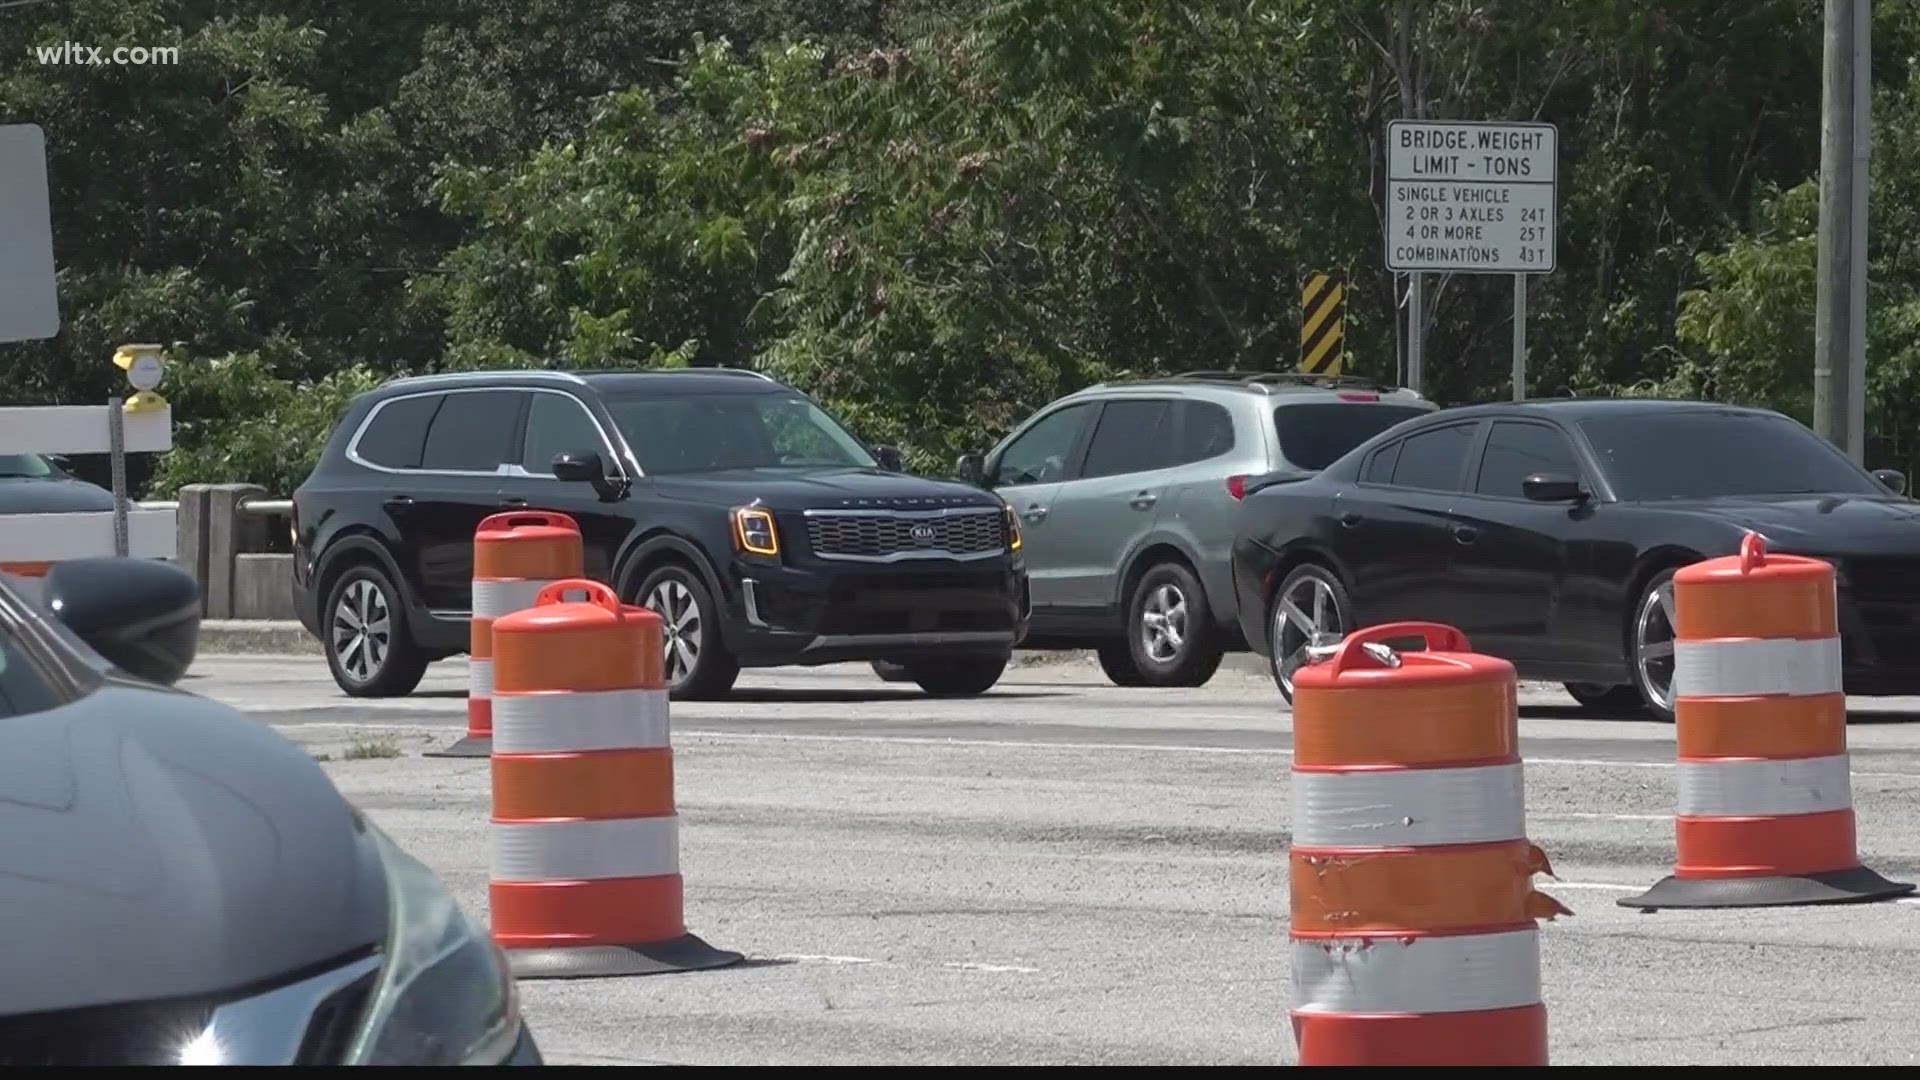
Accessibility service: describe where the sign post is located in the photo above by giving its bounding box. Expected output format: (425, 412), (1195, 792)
(1385, 120), (1558, 398)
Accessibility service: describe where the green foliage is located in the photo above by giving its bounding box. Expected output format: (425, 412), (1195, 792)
(13, 0), (1920, 488)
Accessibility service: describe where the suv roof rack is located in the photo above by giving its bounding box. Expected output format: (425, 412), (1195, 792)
(1153, 369), (1411, 394)
(570, 365), (781, 382)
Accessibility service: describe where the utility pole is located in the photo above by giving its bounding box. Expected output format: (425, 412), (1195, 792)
(1814, 0), (1870, 463)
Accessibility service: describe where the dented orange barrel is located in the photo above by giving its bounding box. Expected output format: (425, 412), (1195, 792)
(1289, 622), (1567, 1066)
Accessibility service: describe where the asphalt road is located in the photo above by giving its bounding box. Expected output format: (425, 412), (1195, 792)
(185, 652), (1920, 1066)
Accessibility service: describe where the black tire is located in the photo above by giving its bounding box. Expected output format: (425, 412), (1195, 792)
(1563, 682), (1646, 714)
(1095, 642), (1147, 686)
(1625, 567), (1680, 723)
(637, 563), (740, 700)
(905, 651), (1010, 696)
(323, 563), (429, 698)
(1267, 563), (1352, 705)
(1124, 561), (1225, 687)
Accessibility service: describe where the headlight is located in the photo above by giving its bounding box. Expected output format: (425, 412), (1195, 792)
(731, 506), (779, 557)
(345, 823), (523, 1065)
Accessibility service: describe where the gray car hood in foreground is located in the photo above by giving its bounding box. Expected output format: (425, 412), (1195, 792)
(0, 679), (388, 1016)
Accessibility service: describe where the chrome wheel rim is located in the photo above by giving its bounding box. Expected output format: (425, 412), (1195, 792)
(331, 578), (389, 683)
(1139, 582), (1188, 663)
(1273, 573), (1344, 697)
(1635, 578), (1677, 713)
(647, 579), (701, 685)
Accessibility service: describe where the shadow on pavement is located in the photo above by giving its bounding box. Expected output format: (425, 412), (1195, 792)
(1520, 703), (1920, 725)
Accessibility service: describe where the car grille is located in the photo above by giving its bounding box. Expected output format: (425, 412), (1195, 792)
(804, 509), (1005, 562)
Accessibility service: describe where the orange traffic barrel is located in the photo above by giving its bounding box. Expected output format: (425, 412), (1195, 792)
(428, 511), (584, 759)
(487, 578), (741, 978)
(1620, 532), (1913, 909)
(1289, 621), (1568, 1066)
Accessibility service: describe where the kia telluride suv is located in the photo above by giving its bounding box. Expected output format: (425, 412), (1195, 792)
(291, 368), (1030, 699)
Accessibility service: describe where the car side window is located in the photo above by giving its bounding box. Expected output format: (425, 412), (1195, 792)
(1388, 423), (1476, 492)
(1079, 399), (1177, 479)
(993, 402), (1094, 486)
(521, 393), (605, 475)
(1175, 400), (1236, 464)
(1361, 441), (1400, 484)
(354, 394), (442, 470)
(1474, 421), (1580, 499)
(421, 390), (523, 473)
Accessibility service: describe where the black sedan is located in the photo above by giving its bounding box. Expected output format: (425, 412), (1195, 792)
(0, 559), (542, 1065)
(1230, 398), (1917, 721)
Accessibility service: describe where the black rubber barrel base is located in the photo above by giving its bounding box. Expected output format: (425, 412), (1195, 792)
(1619, 865), (1915, 910)
(423, 735), (491, 758)
(506, 933), (744, 980)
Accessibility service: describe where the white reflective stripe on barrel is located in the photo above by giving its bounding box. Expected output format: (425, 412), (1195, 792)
(491, 816), (679, 882)
(1673, 637), (1842, 699)
(1678, 754), (1853, 817)
(1292, 762), (1525, 848)
(468, 658), (492, 698)
(1292, 928), (1543, 1015)
(471, 578), (568, 620)
(492, 688), (671, 754)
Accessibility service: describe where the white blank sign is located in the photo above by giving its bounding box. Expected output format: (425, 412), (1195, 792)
(0, 124), (60, 343)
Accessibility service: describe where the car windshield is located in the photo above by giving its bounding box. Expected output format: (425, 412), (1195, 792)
(0, 454), (54, 478)
(1579, 410), (1887, 500)
(604, 394), (878, 475)
(1276, 403), (1430, 470)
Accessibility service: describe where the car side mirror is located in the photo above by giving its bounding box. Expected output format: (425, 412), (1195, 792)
(42, 557), (201, 685)
(552, 450), (623, 500)
(1522, 472), (1587, 503)
(955, 451), (986, 487)
(1873, 468), (1906, 495)
(876, 445), (905, 472)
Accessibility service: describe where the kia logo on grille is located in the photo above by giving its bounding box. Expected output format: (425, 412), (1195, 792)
(910, 524), (937, 542)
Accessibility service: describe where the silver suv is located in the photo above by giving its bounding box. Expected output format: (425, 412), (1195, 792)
(956, 371), (1435, 686)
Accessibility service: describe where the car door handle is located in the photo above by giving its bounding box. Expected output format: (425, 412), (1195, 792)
(383, 496), (414, 510)
(1022, 505), (1049, 522)
(1452, 524), (1479, 545)
(1129, 492), (1157, 510)
(499, 496), (528, 508)
(1337, 512), (1361, 528)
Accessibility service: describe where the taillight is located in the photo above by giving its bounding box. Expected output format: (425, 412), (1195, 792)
(1338, 391), (1379, 402)
(1227, 474), (1249, 500)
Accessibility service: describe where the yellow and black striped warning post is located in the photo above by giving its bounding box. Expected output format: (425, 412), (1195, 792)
(1299, 273), (1345, 375)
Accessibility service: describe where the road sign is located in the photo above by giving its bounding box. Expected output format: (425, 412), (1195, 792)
(1298, 273), (1344, 375)
(0, 124), (60, 343)
(1385, 120), (1556, 274)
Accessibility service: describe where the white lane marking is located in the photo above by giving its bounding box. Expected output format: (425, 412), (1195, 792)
(259, 721), (1920, 780)
(943, 961), (1041, 974)
(1542, 881), (1642, 891)
(776, 954), (881, 965)
(1896, 897), (1920, 907)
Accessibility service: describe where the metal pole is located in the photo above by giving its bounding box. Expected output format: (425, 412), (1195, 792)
(1407, 272), (1425, 394)
(1847, 0), (1870, 464)
(1815, 0), (1866, 459)
(1513, 273), (1527, 400)
(108, 397), (129, 557)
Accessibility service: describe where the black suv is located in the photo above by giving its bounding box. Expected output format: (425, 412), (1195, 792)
(290, 368), (1030, 699)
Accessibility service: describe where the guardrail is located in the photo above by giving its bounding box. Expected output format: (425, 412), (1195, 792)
(2, 404), (175, 596)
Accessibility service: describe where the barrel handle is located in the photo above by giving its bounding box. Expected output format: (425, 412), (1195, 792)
(1325, 621), (1471, 676)
(535, 578), (621, 617)
(1738, 530), (1767, 575)
(477, 510), (580, 534)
